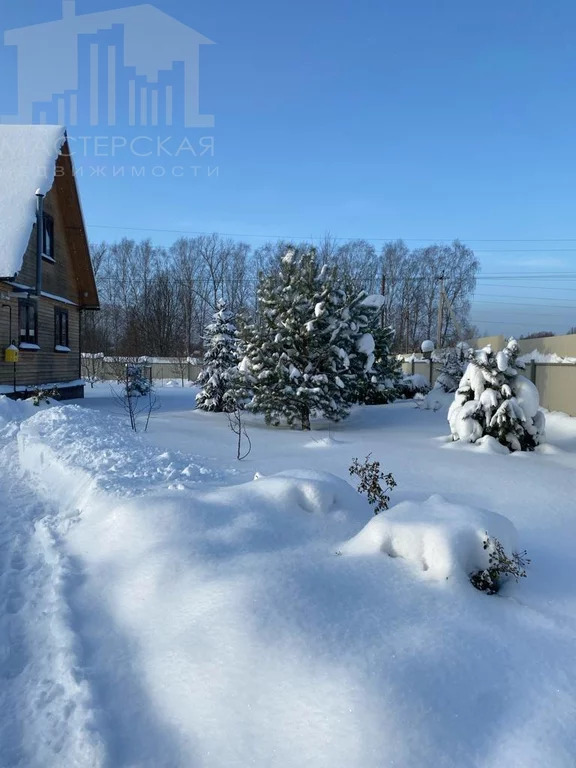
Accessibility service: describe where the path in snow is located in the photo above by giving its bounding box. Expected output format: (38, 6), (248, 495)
(0, 439), (104, 768)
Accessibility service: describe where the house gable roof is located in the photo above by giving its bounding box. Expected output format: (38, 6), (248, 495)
(54, 140), (100, 310)
(0, 124), (66, 279)
(0, 126), (99, 310)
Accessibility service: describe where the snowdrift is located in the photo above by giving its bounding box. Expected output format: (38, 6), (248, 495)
(5, 401), (576, 768)
(341, 495), (518, 585)
(17, 405), (221, 500)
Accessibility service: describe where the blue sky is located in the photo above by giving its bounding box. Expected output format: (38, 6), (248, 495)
(1, 0), (576, 336)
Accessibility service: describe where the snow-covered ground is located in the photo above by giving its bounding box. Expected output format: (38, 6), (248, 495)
(2, 384), (576, 767)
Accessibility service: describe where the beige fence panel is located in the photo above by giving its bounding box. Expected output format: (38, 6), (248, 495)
(400, 360), (442, 385)
(81, 357), (203, 385)
(534, 364), (576, 417)
(471, 333), (576, 360)
(400, 354), (576, 417)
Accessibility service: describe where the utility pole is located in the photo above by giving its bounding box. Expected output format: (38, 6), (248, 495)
(380, 273), (386, 329)
(436, 273), (445, 349)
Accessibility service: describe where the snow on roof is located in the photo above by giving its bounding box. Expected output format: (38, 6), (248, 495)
(0, 125), (66, 278)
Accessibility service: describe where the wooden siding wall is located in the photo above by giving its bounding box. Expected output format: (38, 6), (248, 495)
(14, 189), (80, 301)
(0, 185), (82, 390)
(0, 289), (80, 388)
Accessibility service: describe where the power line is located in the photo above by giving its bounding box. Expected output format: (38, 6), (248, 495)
(472, 319), (555, 326)
(86, 223), (576, 250)
(472, 300), (576, 310)
(477, 283), (576, 292)
(474, 293), (576, 302)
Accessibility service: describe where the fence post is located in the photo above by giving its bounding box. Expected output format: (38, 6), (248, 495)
(411, 359), (415, 376)
(429, 358), (433, 385)
(530, 360), (537, 384)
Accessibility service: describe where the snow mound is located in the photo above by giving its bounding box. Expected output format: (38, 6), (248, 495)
(304, 435), (346, 448)
(402, 373), (430, 391)
(340, 495), (518, 584)
(250, 469), (363, 519)
(0, 125), (66, 278)
(18, 405), (220, 498)
(0, 395), (54, 436)
(443, 434), (511, 455)
(0, 395), (34, 430)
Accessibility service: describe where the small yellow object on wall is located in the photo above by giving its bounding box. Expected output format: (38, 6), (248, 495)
(4, 344), (19, 363)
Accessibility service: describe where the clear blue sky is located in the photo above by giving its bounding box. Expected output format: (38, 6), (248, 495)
(1, 0), (576, 336)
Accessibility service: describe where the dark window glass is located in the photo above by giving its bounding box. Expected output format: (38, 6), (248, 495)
(19, 300), (38, 346)
(43, 214), (55, 260)
(55, 308), (69, 348)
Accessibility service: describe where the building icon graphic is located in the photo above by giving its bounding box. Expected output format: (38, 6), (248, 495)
(1, 0), (214, 128)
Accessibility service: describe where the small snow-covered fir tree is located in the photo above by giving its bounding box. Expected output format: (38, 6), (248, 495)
(242, 247), (351, 430)
(448, 338), (545, 451)
(196, 300), (239, 412)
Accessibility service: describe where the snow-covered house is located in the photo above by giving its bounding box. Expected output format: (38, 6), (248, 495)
(0, 125), (99, 398)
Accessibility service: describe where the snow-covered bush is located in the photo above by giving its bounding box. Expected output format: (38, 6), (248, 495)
(29, 386), (60, 407)
(349, 454), (396, 514)
(469, 534), (530, 595)
(196, 300), (240, 413)
(116, 365), (156, 431)
(124, 364), (151, 397)
(396, 373), (431, 399)
(448, 338), (545, 451)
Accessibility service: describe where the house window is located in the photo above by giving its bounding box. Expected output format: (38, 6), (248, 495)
(54, 308), (69, 349)
(19, 300), (38, 346)
(43, 213), (55, 261)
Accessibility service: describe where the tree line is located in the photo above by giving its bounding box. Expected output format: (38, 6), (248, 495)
(82, 234), (479, 356)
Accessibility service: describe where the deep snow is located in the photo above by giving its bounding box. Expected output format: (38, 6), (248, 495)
(1, 385), (576, 767)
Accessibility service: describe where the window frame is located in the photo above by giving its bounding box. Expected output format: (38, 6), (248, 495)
(19, 299), (38, 347)
(54, 307), (69, 350)
(42, 213), (55, 262)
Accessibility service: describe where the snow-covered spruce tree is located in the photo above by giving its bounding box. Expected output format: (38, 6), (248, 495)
(318, 286), (401, 406)
(435, 349), (466, 393)
(196, 300), (240, 412)
(447, 338), (545, 451)
(241, 247), (350, 430)
(358, 326), (402, 404)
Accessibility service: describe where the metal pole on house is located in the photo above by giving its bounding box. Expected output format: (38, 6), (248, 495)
(436, 273), (445, 349)
(35, 192), (44, 297)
